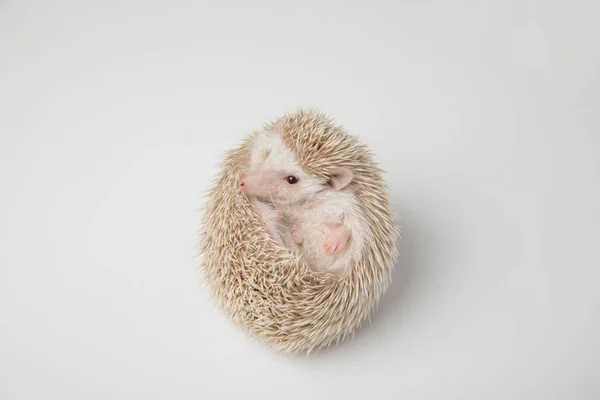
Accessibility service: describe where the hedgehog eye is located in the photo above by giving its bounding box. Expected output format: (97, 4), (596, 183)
(286, 175), (299, 184)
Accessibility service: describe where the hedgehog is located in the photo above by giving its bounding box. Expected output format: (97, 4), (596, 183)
(200, 109), (399, 354)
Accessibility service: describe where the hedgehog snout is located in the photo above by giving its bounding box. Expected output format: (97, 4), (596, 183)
(239, 172), (246, 188)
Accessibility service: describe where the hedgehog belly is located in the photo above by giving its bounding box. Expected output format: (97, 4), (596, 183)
(296, 221), (351, 272)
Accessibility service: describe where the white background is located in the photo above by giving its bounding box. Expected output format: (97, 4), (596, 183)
(1, 1), (599, 399)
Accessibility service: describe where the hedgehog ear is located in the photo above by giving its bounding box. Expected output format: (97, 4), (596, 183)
(273, 116), (286, 133)
(328, 167), (353, 191)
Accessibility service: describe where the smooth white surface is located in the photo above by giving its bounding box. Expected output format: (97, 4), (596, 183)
(1, 1), (599, 399)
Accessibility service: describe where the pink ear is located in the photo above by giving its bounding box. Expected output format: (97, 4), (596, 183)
(329, 167), (353, 190)
(273, 116), (286, 133)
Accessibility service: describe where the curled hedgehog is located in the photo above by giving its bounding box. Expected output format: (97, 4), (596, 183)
(200, 109), (399, 354)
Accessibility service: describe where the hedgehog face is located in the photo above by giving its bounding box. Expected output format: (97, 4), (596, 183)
(240, 130), (326, 206)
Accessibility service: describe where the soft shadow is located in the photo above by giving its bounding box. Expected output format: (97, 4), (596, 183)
(368, 199), (419, 326)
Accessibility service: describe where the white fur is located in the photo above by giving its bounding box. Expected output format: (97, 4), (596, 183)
(285, 189), (373, 272)
(244, 130), (325, 205)
(242, 130), (372, 272)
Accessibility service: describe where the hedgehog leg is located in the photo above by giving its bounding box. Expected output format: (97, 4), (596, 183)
(323, 225), (351, 255)
(292, 230), (304, 245)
